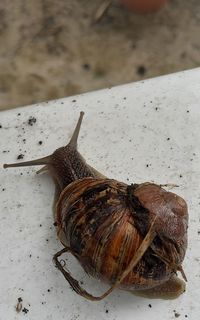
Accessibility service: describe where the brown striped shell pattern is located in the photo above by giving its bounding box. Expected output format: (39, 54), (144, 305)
(4, 112), (188, 301)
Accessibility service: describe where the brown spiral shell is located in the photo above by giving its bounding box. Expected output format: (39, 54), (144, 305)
(56, 178), (188, 290)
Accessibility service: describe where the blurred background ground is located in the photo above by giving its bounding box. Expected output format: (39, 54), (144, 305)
(0, 0), (200, 110)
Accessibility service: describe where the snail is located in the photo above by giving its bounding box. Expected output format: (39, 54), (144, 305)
(3, 112), (188, 301)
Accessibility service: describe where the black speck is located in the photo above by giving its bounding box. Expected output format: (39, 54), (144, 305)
(2, 188), (5, 191)
(82, 63), (90, 70)
(46, 239), (49, 242)
(18, 297), (23, 303)
(23, 139), (26, 143)
(39, 224), (42, 227)
(53, 221), (58, 227)
(174, 312), (180, 318)
(0, 125), (2, 128)
(29, 254), (32, 258)
(38, 141), (43, 145)
(20, 173), (23, 176)
(155, 107), (158, 111)
(136, 65), (146, 76)
(148, 304), (152, 308)
(123, 97), (127, 100)
(187, 110), (189, 113)
(105, 309), (109, 313)
(185, 315), (188, 318)
(17, 113), (21, 116)
(146, 164), (149, 167)
(179, 174), (183, 178)
(28, 116), (37, 126)
(197, 231), (200, 235)
(47, 289), (51, 292)
(72, 99), (76, 103)
(167, 137), (170, 141)
(17, 154), (24, 160)
(22, 307), (29, 314)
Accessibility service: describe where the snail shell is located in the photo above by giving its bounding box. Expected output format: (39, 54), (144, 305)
(4, 112), (188, 300)
(56, 178), (188, 291)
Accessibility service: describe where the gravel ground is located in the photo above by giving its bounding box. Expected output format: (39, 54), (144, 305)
(0, 0), (200, 110)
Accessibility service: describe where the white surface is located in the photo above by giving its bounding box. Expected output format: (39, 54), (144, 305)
(0, 69), (200, 320)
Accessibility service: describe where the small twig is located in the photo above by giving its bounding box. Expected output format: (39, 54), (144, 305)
(15, 297), (23, 313)
(93, 0), (113, 23)
(160, 184), (179, 189)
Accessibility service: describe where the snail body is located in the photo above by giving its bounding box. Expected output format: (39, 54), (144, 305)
(4, 112), (188, 301)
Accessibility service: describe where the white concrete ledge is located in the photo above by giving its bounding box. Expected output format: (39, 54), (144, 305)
(0, 68), (200, 319)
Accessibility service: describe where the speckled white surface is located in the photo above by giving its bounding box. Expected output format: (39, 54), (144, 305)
(0, 69), (200, 320)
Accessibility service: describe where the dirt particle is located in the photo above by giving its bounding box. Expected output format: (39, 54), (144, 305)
(17, 113), (21, 116)
(82, 63), (90, 70)
(148, 304), (152, 308)
(72, 99), (76, 103)
(0, 124), (2, 128)
(167, 137), (170, 141)
(174, 312), (180, 318)
(17, 154), (24, 160)
(53, 221), (58, 227)
(22, 307), (29, 314)
(136, 65), (146, 76)
(2, 188), (5, 191)
(105, 309), (109, 313)
(28, 116), (37, 126)
(38, 140), (43, 145)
